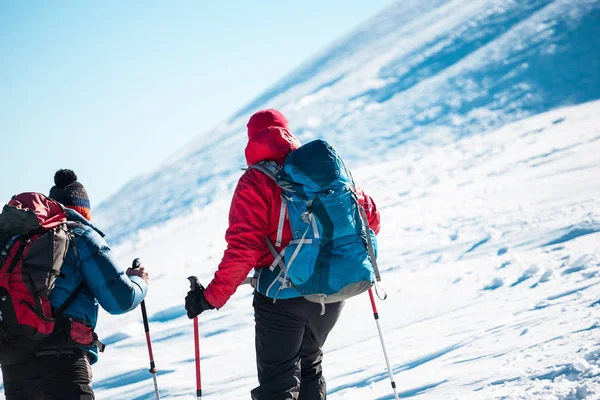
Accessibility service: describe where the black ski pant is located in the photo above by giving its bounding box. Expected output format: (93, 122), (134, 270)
(1, 348), (94, 400)
(251, 291), (344, 400)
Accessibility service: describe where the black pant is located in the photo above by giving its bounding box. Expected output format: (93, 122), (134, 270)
(1, 349), (94, 400)
(251, 292), (344, 400)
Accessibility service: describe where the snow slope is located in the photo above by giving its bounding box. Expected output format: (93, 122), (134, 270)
(91, 100), (600, 399)
(95, 0), (600, 242)
(2, 0), (600, 399)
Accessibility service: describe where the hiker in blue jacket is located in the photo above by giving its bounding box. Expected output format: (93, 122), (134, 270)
(0, 169), (150, 400)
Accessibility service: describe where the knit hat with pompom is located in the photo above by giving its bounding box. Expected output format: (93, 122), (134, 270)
(49, 169), (91, 221)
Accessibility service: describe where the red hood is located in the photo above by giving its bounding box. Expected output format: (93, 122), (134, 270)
(245, 126), (301, 166)
(247, 109), (288, 139)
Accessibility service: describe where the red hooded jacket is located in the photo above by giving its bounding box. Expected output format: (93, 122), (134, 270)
(203, 109), (381, 309)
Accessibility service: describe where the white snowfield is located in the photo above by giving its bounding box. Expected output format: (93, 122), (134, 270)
(89, 100), (599, 400)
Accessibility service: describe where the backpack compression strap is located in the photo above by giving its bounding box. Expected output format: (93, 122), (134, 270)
(353, 193), (387, 300)
(358, 205), (381, 283)
(348, 190), (381, 282)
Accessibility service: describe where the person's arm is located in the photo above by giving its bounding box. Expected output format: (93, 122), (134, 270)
(203, 170), (270, 309)
(77, 228), (148, 314)
(355, 185), (381, 235)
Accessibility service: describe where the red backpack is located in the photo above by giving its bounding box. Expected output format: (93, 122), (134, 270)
(0, 193), (80, 365)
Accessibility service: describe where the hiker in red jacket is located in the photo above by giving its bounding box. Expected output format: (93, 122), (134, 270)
(185, 109), (380, 400)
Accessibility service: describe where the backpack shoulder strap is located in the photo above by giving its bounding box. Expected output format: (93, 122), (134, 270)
(248, 161), (294, 246)
(247, 161), (296, 194)
(54, 283), (84, 317)
(247, 161), (281, 182)
(55, 234), (83, 319)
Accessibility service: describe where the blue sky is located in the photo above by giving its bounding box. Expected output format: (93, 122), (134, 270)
(0, 1), (394, 209)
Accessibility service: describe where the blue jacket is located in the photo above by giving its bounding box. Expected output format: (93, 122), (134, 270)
(49, 209), (147, 363)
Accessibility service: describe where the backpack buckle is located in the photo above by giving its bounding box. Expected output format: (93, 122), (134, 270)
(301, 210), (312, 224)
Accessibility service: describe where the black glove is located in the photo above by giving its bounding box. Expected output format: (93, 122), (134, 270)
(185, 277), (216, 319)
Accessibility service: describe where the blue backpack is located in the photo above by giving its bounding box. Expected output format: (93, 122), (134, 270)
(247, 140), (380, 311)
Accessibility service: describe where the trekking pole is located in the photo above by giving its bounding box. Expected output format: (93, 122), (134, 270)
(368, 288), (399, 400)
(132, 258), (160, 400)
(188, 277), (202, 398)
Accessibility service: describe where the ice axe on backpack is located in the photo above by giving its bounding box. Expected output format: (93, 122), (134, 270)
(187, 276), (203, 398)
(132, 258), (160, 400)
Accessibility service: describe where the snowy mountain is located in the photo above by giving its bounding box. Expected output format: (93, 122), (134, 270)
(2, 0), (600, 399)
(95, 0), (600, 242)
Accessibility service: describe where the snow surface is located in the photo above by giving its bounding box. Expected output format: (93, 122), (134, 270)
(2, 0), (600, 399)
(91, 100), (600, 399)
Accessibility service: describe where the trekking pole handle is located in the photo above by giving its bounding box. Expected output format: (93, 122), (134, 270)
(131, 258), (150, 331)
(132, 258), (142, 270)
(188, 276), (201, 291)
(131, 259), (159, 380)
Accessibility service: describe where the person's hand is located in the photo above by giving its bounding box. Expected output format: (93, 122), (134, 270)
(127, 266), (150, 285)
(185, 277), (215, 319)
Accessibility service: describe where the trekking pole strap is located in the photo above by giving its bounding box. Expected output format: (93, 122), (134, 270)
(374, 283), (388, 301)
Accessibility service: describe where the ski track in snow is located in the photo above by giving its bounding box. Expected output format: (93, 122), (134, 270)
(2, 1), (600, 399)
